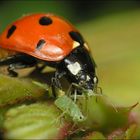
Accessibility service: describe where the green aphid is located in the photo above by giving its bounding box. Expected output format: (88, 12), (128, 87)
(55, 95), (85, 122)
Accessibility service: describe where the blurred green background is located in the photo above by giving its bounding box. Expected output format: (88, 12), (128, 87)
(0, 0), (140, 107)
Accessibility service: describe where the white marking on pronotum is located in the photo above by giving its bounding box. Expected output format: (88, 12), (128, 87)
(67, 62), (81, 75)
(72, 41), (80, 49)
(84, 42), (89, 50)
(86, 75), (91, 81)
(93, 76), (98, 84)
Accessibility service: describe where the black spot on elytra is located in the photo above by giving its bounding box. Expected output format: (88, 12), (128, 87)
(36, 39), (46, 50)
(7, 25), (16, 38)
(69, 31), (84, 45)
(39, 16), (52, 26)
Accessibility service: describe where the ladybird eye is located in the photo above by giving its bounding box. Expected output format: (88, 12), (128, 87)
(39, 16), (53, 25)
(69, 31), (84, 45)
(79, 80), (84, 85)
(7, 25), (16, 38)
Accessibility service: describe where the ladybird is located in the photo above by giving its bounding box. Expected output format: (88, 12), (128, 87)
(0, 13), (98, 91)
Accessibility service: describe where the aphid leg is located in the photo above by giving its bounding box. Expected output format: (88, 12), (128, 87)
(95, 86), (102, 102)
(67, 83), (86, 102)
(73, 89), (77, 102)
(52, 110), (67, 124)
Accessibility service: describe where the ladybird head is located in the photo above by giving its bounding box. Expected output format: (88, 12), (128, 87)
(60, 31), (98, 90)
(62, 46), (98, 90)
(76, 69), (98, 90)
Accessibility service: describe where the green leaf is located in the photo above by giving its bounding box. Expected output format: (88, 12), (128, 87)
(125, 124), (137, 139)
(84, 131), (106, 140)
(76, 94), (136, 133)
(132, 125), (140, 139)
(0, 75), (46, 107)
(107, 129), (125, 140)
(0, 108), (7, 128)
(4, 102), (69, 139)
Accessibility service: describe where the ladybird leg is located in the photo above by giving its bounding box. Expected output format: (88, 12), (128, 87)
(6, 54), (37, 77)
(51, 70), (66, 97)
(52, 70), (66, 88)
(51, 78), (61, 97)
(7, 64), (18, 77)
(7, 62), (34, 77)
(35, 63), (46, 72)
(66, 83), (79, 101)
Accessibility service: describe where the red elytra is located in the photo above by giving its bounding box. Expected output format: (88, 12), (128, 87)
(0, 13), (79, 61)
